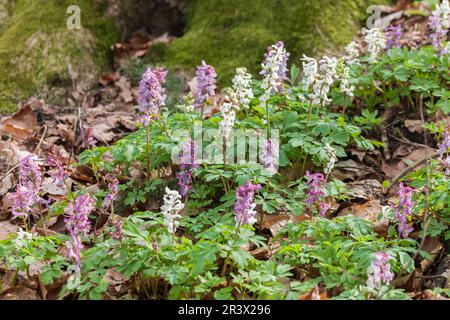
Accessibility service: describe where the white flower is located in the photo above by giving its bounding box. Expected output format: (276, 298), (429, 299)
(324, 143), (337, 175)
(345, 41), (360, 65)
(246, 202), (258, 226)
(438, 0), (450, 28)
(13, 228), (33, 248)
(301, 55), (318, 91)
(259, 43), (288, 106)
(310, 56), (338, 106)
(337, 62), (355, 97)
(232, 68), (254, 109)
(364, 28), (386, 63)
(160, 187), (184, 233)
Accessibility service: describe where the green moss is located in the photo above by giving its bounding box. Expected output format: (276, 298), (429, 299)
(166, 0), (387, 84)
(0, 0), (119, 114)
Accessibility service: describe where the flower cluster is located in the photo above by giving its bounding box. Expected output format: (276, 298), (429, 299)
(260, 41), (289, 106)
(65, 194), (95, 266)
(323, 144), (337, 175)
(390, 183), (415, 238)
(367, 252), (395, 290)
(438, 126), (450, 157)
(219, 98), (238, 141)
(160, 187), (184, 233)
(176, 138), (199, 197)
(301, 55), (318, 91)
(102, 173), (119, 209)
(137, 67), (167, 126)
(438, 127), (450, 174)
(13, 228), (33, 248)
(305, 171), (329, 216)
(85, 126), (96, 148)
(429, 0), (450, 54)
(232, 67), (254, 109)
(344, 41), (360, 65)
(110, 219), (123, 241)
(310, 56), (337, 106)
(260, 138), (279, 175)
(336, 59), (355, 97)
(384, 25), (403, 49)
(364, 28), (387, 63)
(194, 61), (217, 108)
(9, 155), (43, 219)
(234, 181), (261, 227)
(47, 146), (67, 187)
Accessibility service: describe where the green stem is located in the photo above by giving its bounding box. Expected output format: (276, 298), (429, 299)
(146, 124), (151, 181)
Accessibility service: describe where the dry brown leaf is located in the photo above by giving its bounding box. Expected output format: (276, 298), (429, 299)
(0, 220), (18, 240)
(404, 119), (424, 134)
(99, 72), (120, 86)
(298, 286), (328, 300)
(337, 200), (389, 235)
(420, 237), (443, 273)
(0, 105), (37, 139)
(1, 286), (41, 300)
(381, 146), (435, 178)
(346, 179), (383, 200)
(332, 160), (373, 181)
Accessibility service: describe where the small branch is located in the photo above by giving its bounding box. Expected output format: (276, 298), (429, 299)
(34, 124), (48, 156)
(386, 152), (438, 193)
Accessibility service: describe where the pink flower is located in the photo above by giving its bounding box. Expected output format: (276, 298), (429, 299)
(390, 183), (415, 238)
(65, 194), (95, 266)
(367, 252), (395, 289)
(102, 174), (119, 209)
(234, 181), (261, 227)
(260, 138), (279, 175)
(110, 219), (123, 240)
(137, 67), (167, 125)
(85, 126), (96, 148)
(385, 25), (403, 49)
(194, 61), (217, 108)
(304, 171), (329, 216)
(47, 146), (67, 187)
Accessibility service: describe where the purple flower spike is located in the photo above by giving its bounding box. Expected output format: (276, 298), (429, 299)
(385, 25), (403, 49)
(180, 138), (200, 171)
(102, 174), (119, 209)
(390, 183), (415, 238)
(19, 155), (42, 190)
(137, 67), (167, 126)
(176, 170), (193, 197)
(428, 5), (449, 55)
(194, 61), (217, 108)
(65, 193), (95, 266)
(85, 126), (96, 148)
(176, 138), (200, 197)
(367, 252), (395, 290)
(234, 181), (261, 227)
(8, 155), (43, 219)
(260, 138), (279, 175)
(304, 171), (329, 216)
(438, 127), (450, 158)
(47, 146), (67, 187)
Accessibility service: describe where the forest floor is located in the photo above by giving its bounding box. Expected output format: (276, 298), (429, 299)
(0, 0), (449, 300)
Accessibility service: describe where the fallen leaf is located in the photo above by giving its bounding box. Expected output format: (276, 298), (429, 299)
(298, 286), (328, 300)
(0, 105), (37, 139)
(0, 220), (18, 240)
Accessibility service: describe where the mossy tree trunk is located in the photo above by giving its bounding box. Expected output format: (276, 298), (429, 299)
(165, 0), (387, 84)
(0, 0), (119, 114)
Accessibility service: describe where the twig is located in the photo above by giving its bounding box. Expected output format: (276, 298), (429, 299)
(68, 106), (82, 170)
(414, 94), (431, 261)
(386, 151), (438, 193)
(0, 164), (19, 182)
(34, 124), (48, 156)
